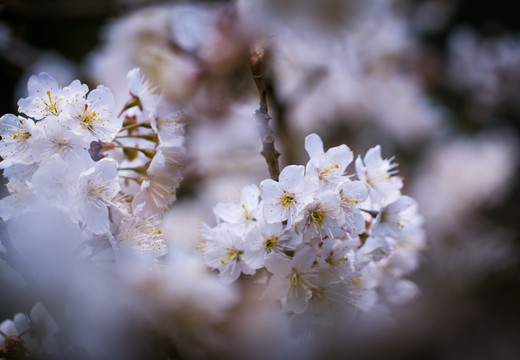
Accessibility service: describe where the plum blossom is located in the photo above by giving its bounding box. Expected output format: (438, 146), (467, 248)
(304, 133), (353, 187)
(17, 72), (87, 120)
(202, 133), (425, 326)
(264, 247), (317, 314)
(32, 117), (92, 164)
(0, 114), (39, 168)
(64, 85), (122, 143)
(203, 225), (257, 284)
(355, 145), (402, 205)
(74, 158), (120, 234)
(338, 180), (369, 236)
(111, 207), (168, 258)
(125, 68), (161, 118)
(260, 165), (313, 226)
(213, 184), (262, 235)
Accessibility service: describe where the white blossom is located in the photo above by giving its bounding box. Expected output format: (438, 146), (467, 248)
(17, 72), (87, 120)
(64, 85), (122, 143)
(304, 133), (353, 187)
(0, 114), (39, 168)
(355, 145), (402, 206)
(264, 247), (317, 314)
(203, 225), (256, 284)
(74, 158), (120, 234)
(260, 165), (313, 226)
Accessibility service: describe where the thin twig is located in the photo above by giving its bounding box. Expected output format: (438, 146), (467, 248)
(250, 46), (280, 180)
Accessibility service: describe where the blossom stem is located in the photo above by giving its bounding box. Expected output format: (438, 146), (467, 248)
(118, 96), (142, 117)
(113, 145), (156, 158)
(116, 134), (159, 142)
(117, 166), (146, 179)
(119, 122), (151, 132)
(360, 208), (378, 217)
(118, 167), (147, 176)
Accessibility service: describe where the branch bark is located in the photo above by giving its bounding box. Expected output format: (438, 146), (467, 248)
(250, 46), (280, 181)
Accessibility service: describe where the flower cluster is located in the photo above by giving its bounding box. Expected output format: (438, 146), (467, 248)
(201, 134), (425, 323)
(0, 69), (185, 258)
(0, 303), (59, 358)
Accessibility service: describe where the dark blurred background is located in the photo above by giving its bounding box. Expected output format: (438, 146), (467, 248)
(0, 1), (519, 359)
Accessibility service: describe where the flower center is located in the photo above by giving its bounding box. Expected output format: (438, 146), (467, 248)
(311, 209), (324, 224)
(242, 204), (256, 222)
(290, 271), (301, 288)
(81, 105), (98, 129)
(53, 139), (72, 154)
(319, 164), (339, 180)
(45, 91), (60, 116)
(12, 131), (31, 141)
(280, 192), (295, 207)
(264, 236), (279, 252)
(221, 249), (243, 265)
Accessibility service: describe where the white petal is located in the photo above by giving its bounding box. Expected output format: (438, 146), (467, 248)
(304, 133), (324, 159)
(292, 246), (315, 270)
(264, 253), (291, 274)
(214, 202), (243, 224)
(385, 279), (420, 304)
(284, 285), (310, 314)
(240, 184), (260, 212)
(265, 274), (289, 300)
(324, 144), (353, 171)
(279, 165), (305, 192)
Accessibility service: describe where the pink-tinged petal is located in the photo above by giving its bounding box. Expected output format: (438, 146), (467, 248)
(304, 133), (324, 159)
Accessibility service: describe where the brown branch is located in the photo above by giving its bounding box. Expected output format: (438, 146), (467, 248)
(250, 46), (280, 181)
